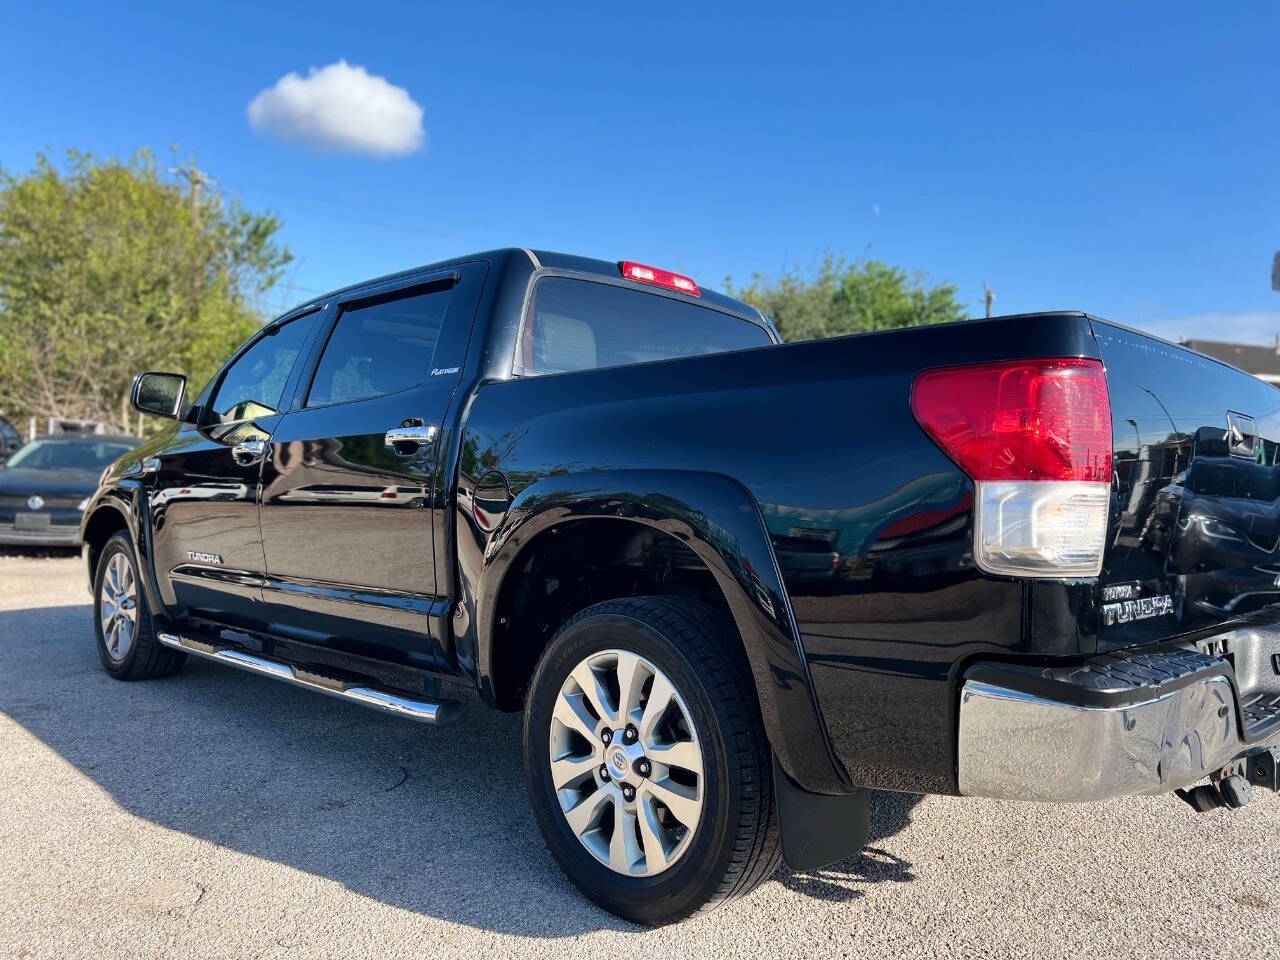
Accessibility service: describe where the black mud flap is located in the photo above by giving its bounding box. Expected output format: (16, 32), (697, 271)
(773, 755), (870, 870)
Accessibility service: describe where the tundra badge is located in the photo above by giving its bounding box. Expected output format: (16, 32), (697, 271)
(1101, 582), (1174, 626)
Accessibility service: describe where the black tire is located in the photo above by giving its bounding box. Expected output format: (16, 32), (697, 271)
(93, 532), (186, 681)
(522, 596), (780, 925)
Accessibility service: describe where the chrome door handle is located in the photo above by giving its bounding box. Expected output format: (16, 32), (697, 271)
(231, 439), (267, 466)
(385, 424), (438, 455)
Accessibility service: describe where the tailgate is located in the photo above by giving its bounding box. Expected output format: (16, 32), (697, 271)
(1095, 319), (1280, 650)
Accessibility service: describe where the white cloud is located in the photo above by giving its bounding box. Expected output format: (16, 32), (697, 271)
(1134, 311), (1280, 347)
(247, 60), (424, 156)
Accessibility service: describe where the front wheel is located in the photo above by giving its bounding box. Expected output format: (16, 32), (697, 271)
(93, 532), (185, 681)
(522, 596), (780, 925)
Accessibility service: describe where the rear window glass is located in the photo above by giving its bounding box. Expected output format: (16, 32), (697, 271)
(1185, 460), (1280, 500)
(518, 277), (771, 376)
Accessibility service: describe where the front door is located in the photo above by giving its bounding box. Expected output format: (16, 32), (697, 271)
(150, 310), (321, 630)
(258, 264), (485, 668)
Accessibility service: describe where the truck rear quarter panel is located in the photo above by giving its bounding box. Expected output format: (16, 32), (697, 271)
(460, 311), (1102, 795)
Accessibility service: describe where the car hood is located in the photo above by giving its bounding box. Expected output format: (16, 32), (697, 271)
(0, 468), (100, 498)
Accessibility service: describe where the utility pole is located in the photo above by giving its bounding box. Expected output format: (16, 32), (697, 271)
(982, 283), (995, 319)
(170, 159), (218, 301)
(1271, 253), (1278, 351)
(169, 160), (216, 228)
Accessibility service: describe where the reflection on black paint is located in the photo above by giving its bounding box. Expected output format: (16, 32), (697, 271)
(1096, 325), (1280, 652)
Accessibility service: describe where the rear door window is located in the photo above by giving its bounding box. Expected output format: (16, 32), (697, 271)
(518, 277), (772, 376)
(306, 285), (452, 407)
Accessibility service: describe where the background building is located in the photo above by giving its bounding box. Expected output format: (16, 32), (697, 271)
(1182, 339), (1280, 386)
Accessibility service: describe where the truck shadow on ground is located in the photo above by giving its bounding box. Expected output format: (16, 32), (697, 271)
(775, 791), (921, 903)
(0, 603), (921, 936)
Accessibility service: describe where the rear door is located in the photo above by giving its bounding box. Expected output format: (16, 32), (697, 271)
(257, 263), (486, 668)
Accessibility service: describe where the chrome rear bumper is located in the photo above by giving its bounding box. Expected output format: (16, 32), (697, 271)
(958, 638), (1280, 802)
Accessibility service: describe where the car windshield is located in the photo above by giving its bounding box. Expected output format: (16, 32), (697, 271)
(5, 439), (134, 472)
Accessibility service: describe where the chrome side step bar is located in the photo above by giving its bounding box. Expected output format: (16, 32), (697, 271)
(157, 632), (462, 725)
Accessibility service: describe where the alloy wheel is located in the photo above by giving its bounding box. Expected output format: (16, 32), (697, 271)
(99, 551), (138, 663)
(548, 648), (705, 877)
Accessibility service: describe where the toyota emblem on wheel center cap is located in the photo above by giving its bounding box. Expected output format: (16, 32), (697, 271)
(609, 747), (629, 776)
(27, 495), (43, 511)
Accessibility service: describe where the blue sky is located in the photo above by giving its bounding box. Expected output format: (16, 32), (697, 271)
(2, 1), (1277, 342)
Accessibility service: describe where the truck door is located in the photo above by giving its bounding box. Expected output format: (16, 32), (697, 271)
(257, 263), (486, 668)
(149, 310), (322, 630)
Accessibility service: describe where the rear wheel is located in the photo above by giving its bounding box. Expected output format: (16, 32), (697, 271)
(94, 532), (185, 681)
(522, 596), (780, 925)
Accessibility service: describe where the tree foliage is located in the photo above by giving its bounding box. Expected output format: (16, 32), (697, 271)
(727, 254), (969, 342)
(0, 150), (291, 431)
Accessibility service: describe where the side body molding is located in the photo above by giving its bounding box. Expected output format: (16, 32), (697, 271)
(467, 469), (852, 795)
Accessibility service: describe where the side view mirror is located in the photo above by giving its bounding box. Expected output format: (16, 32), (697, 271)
(131, 371), (188, 420)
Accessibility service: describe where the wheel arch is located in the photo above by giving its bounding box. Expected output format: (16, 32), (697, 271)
(81, 483), (166, 617)
(471, 468), (851, 794)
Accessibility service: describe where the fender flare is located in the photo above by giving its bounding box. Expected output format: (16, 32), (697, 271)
(81, 481), (169, 618)
(474, 468), (852, 795)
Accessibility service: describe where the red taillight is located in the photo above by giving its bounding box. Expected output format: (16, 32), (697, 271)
(619, 260), (700, 297)
(910, 358), (1112, 483)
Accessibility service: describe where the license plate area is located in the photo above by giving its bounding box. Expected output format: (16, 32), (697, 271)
(14, 512), (51, 530)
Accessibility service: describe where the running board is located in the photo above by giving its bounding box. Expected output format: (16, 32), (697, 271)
(157, 632), (462, 725)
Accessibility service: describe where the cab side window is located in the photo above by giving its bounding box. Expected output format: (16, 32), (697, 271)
(306, 286), (452, 407)
(207, 316), (314, 424)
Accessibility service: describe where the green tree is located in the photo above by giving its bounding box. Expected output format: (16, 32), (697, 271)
(0, 149), (291, 431)
(727, 254), (969, 342)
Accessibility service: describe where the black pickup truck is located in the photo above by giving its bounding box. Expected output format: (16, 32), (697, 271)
(83, 248), (1280, 924)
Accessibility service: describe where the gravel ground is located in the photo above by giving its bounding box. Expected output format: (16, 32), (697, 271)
(1, 551), (1277, 959)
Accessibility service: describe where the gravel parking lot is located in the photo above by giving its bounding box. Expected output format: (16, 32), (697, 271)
(1, 551), (1278, 959)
